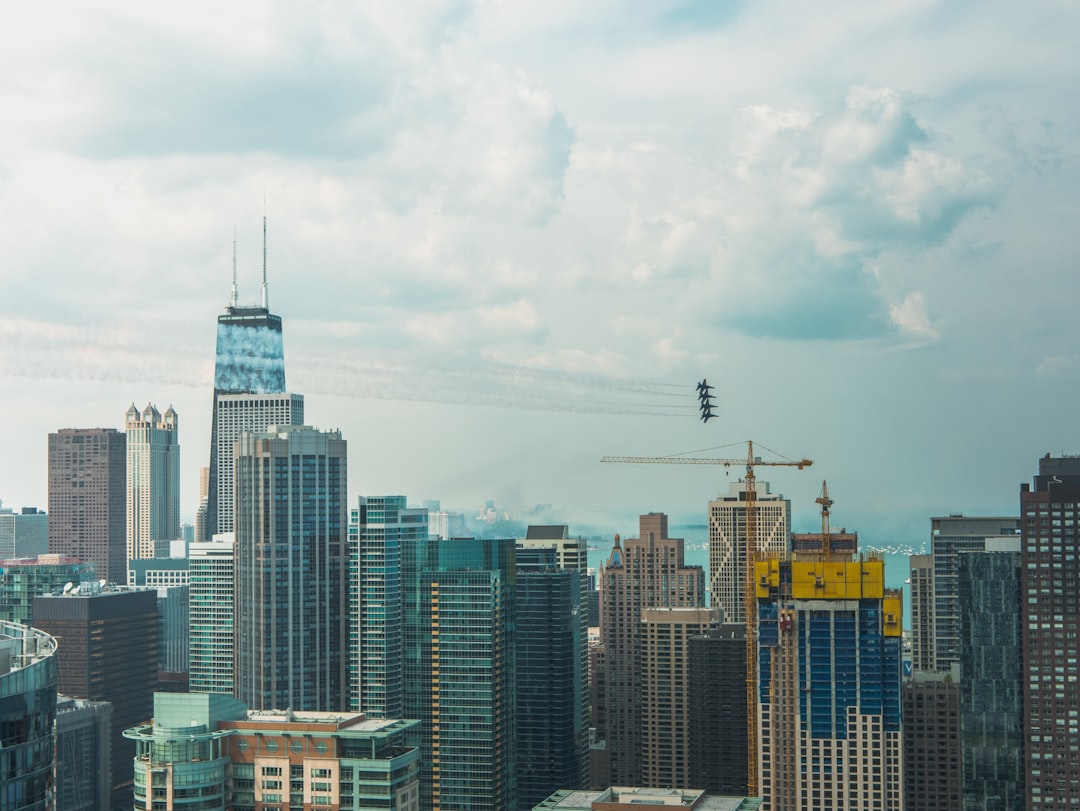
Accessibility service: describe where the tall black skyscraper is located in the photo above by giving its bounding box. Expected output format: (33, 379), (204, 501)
(205, 219), (287, 539)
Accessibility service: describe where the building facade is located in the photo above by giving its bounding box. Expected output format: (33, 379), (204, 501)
(756, 552), (904, 811)
(402, 536), (517, 811)
(927, 516), (1021, 672)
(0, 622), (58, 811)
(188, 535), (236, 695)
(908, 554), (935, 673)
(348, 496), (427, 718)
(32, 586), (158, 809)
(125, 692), (422, 811)
(1020, 454), (1080, 807)
(234, 426), (347, 712)
(213, 392), (304, 536)
(0, 554), (94, 626)
(688, 624), (748, 795)
(48, 427), (127, 583)
(124, 403), (180, 562)
(56, 695), (113, 811)
(708, 481), (790, 624)
(205, 288), (288, 540)
(640, 607), (719, 789)
(0, 505), (47, 560)
(957, 549), (1024, 810)
(902, 673), (961, 811)
(516, 551), (588, 809)
(599, 513), (705, 786)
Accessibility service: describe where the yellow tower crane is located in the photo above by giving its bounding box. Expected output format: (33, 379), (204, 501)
(601, 440), (812, 796)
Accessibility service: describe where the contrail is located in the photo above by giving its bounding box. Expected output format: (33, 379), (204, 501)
(0, 316), (702, 418)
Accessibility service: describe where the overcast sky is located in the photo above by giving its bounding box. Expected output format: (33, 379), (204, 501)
(1, 1), (1077, 542)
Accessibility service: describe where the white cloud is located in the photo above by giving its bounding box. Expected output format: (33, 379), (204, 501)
(888, 291), (940, 344)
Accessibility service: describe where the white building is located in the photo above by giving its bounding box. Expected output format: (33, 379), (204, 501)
(708, 480), (790, 624)
(213, 392), (304, 535)
(124, 403), (180, 562)
(188, 534), (235, 695)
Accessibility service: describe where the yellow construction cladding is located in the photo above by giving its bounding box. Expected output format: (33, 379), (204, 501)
(755, 558), (887, 600)
(882, 590), (903, 637)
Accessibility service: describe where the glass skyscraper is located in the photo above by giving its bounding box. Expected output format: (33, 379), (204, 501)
(348, 496), (427, 718)
(402, 536), (517, 811)
(234, 425), (347, 712)
(958, 549), (1024, 811)
(205, 301), (287, 540)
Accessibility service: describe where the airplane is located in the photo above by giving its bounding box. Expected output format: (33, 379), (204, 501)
(696, 379), (714, 395)
(700, 408), (717, 423)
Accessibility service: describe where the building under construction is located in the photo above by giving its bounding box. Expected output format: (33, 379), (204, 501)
(755, 526), (904, 810)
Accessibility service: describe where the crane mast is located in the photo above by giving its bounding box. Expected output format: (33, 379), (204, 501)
(601, 441), (811, 795)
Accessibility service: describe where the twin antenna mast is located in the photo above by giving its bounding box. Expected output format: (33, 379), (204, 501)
(229, 216), (270, 310)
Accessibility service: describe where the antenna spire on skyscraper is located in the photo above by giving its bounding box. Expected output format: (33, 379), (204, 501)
(230, 226), (239, 308)
(262, 204), (268, 309)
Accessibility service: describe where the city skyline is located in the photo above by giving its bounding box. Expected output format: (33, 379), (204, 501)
(1, 3), (1079, 543)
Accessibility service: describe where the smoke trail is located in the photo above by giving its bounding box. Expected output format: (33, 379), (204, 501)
(0, 316), (701, 417)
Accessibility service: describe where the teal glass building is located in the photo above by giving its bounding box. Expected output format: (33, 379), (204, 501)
(348, 496), (428, 718)
(403, 536), (517, 811)
(0, 621), (58, 811)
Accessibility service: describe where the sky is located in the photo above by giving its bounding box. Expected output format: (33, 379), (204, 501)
(1, 0), (1078, 544)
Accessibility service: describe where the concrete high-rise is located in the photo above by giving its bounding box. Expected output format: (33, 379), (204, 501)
(708, 481), (790, 623)
(640, 606), (719, 789)
(756, 543), (904, 810)
(1020, 454), (1080, 807)
(926, 515), (1020, 672)
(234, 425), (347, 712)
(125, 402), (180, 561)
(188, 534), (235, 695)
(903, 673), (961, 811)
(205, 233), (288, 540)
(402, 535), (517, 811)
(213, 392), (303, 536)
(958, 549), (1024, 810)
(48, 427), (127, 583)
(689, 624), (748, 795)
(908, 554), (935, 673)
(599, 513), (705, 786)
(33, 586), (157, 810)
(348, 496), (427, 718)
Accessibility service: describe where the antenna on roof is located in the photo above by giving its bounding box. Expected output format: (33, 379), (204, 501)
(261, 199), (268, 309)
(230, 226), (239, 308)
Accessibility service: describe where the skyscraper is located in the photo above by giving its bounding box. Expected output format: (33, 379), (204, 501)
(515, 547), (588, 809)
(0, 504), (47, 559)
(205, 224), (288, 540)
(234, 425), (347, 712)
(689, 624), (748, 795)
(756, 544), (904, 810)
(188, 534), (235, 695)
(927, 515), (1020, 672)
(48, 427), (127, 583)
(213, 392), (304, 536)
(902, 673), (961, 811)
(348, 495), (427, 717)
(1020, 454), (1080, 807)
(0, 622), (58, 811)
(640, 606), (719, 789)
(599, 513), (705, 786)
(958, 549), (1024, 810)
(33, 586), (158, 809)
(908, 553), (935, 673)
(402, 535), (517, 811)
(125, 402), (180, 561)
(709, 481), (790, 623)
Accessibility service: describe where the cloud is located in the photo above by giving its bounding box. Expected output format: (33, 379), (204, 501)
(888, 291), (940, 344)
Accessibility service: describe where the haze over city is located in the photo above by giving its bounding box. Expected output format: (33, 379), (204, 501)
(1, 1), (1077, 539)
